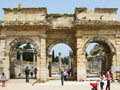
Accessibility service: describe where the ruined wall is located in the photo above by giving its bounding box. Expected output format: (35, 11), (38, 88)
(49, 14), (74, 29)
(3, 4), (47, 22)
(75, 8), (118, 21)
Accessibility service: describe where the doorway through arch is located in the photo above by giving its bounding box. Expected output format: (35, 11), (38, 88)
(83, 37), (116, 77)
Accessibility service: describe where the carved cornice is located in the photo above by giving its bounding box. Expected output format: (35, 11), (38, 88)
(1, 20), (120, 30)
(115, 34), (120, 38)
(0, 35), (6, 39)
(3, 7), (47, 13)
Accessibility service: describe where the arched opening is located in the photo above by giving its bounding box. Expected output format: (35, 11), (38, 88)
(48, 43), (76, 80)
(83, 37), (116, 77)
(9, 38), (39, 79)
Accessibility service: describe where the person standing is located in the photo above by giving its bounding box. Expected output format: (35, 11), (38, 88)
(106, 68), (111, 90)
(61, 71), (65, 86)
(25, 66), (30, 82)
(34, 67), (37, 79)
(100, 71), (106, 90)
(64, 70), (67, 80)
(30, 67), (34, 77)
(1, 73), (6, 87)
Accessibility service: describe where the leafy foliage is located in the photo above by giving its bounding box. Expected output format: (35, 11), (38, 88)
(54, 56), (59, 62)
(92, 48), (104, 56)
(61, 57), (69, 64)
(17, 43), (34, 61)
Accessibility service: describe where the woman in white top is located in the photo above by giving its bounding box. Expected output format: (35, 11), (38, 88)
(100, 71), (106, 90)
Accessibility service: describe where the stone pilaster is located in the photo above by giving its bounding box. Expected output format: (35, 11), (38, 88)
(0, 35), (10, 79)
(76, 36), (86, 81)
(37, 34), (47, 82)
(113, 34), (120, 79)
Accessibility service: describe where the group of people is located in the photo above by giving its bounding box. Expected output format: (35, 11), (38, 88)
(25, 66), (37, 82)
(60, 68), (112, 90)
(100, 68), (111, 90)
(0, 68), (115, 89)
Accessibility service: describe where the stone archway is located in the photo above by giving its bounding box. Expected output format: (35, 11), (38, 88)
(8, 37), (40, 78)
(83, 36), (116, 77)
(47, 40), (75, 56)
(47, 41), (76, 80)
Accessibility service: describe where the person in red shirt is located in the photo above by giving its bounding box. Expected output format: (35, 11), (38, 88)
(106, 68), (111, 90)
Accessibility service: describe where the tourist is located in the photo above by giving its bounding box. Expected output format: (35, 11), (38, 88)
(64, 70), (67, 80)
(61, 71), (65, 86)
(100, 71), (106, 90)
(110, 72), (114, 82)
(34, 67), (37, 79)
(30, 67), (34, 77)
(1, 73), (6, 87)
(73, 72), (77, 81)
(25, 66), (30, 82)
(68, 69), (70, 77)
(106, 68), (111, 90)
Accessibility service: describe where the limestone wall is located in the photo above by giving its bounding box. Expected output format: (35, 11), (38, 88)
(49, 14), (74, 28)
(3, 4), (47, 22)
(75, 8), (118, 21)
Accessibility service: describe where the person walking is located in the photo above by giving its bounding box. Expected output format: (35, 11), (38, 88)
(100, 71), (106, 90)
(61, 71), (65, 86)
(106, 68), (111, 90)
(1, 73), (6, 87)
(25, 66), (30, 82)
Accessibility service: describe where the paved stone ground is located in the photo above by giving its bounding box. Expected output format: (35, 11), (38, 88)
(0, 79), (120, 90)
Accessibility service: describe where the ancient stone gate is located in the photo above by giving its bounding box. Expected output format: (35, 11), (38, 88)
(0, 4), (120, 82)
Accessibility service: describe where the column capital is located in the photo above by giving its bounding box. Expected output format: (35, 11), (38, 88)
(115, 34), (120, 38)
(48, 54), (52, 58)
(19, 48), (23, 54)
(0, 35), (6, 39)
(39, 34), (47, 39)
(58, 52), (61, 56)
(75, 34), (82, 38)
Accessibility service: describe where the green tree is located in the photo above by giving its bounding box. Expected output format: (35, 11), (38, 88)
(54, 56), (59, 62)
(23, 43), (32, 49)
(61, 57), (69, 64)
(52, 50), (55, 62)
(23, 43), (33, 61)
(92, 48), (104, 56)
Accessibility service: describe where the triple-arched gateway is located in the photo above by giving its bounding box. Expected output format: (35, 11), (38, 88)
(0, 4), (120, 82)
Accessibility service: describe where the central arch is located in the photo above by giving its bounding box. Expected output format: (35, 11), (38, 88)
(47, 40), (77, 80)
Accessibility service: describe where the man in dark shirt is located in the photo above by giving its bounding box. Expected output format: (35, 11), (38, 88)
(25, 66), (30, 82)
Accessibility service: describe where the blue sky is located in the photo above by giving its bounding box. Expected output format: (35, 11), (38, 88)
(0, 0), (120, 20)
(0, 0), (119, 57)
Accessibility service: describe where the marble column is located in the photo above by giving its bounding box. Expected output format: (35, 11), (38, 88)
(33, 53), (36, 68)
(58, 52), (62, 71)
(69, 51), (73, 70)
(48, 55), (52, 77)
(19, 49), (23, 66)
